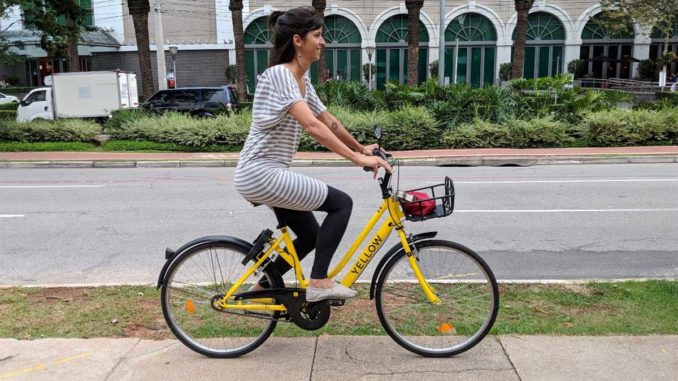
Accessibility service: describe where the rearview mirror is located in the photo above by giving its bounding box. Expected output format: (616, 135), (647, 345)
(374, 126), (382, 140)
(19, 100), (27, 107)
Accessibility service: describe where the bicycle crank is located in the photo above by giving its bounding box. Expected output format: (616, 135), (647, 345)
(233, 288), (331, 330)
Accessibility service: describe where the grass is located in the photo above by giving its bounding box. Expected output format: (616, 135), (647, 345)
(0, 281), (675, 340)
(0, 141), (97, 152)
(101, 140), (241, 152)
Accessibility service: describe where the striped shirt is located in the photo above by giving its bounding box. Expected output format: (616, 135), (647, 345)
(234, 64), (328, 211)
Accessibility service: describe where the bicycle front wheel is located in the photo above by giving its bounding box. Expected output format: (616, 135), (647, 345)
(161, 241), (283, 358)
(375, 240), (499, 357)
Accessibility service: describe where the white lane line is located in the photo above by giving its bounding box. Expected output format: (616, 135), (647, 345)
(428, 178), (678, 185)
(0, 215), (24, 218)
(457, 209), (678, 213)
(0, 185), (106, 189)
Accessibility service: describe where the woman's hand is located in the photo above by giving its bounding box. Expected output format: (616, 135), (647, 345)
(360, 143), (380, 156)
(356, 155), (392, 178)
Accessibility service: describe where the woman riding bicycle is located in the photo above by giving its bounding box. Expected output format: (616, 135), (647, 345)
(234, 7), (392, 302)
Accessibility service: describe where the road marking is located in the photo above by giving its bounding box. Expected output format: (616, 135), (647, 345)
(0, 185), (105, 189)
(431, 178), (678, 185)
(0, 215), (24, 218)
(0, 352), (91, 380)
(456, 209), (678, 213)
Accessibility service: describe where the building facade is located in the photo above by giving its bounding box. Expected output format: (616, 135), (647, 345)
(2, 1), (676, 91)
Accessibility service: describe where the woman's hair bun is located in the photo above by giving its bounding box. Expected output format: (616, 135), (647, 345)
(268, 11), (285, 29)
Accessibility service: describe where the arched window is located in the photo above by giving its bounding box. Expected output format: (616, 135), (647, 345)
(375, 15), (429, 89)
(580, 13), (635, 79)
(512, 12), (565, 78)
(311, 15), (362, 83)
(244, 17), (273, 93)
(445, 13), (497, 87)
(650, 18), (678, 74)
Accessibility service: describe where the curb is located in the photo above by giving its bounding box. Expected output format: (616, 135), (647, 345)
(1, 154), (677, 169)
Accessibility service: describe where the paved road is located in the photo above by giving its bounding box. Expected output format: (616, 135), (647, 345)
(1, 163), (677, 286)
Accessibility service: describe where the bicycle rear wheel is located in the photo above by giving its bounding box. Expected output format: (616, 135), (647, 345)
(375, 240), (498, 357)
(161, 241), (283, 358)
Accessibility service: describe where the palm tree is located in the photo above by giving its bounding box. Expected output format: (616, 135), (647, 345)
(405, 0), (424, 87)
(511, 0), (535, 79)
(128, 0), (154, 99)
(65, 10), (81, 72)
(230, 0), (246, 102)
(311, 0), (326, 84)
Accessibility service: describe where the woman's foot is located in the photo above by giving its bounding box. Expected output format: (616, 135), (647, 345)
(306, 278), (357, 302)
(247, 283), (266, 292)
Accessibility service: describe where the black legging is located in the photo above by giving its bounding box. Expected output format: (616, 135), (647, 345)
(267, 185), (352, 280)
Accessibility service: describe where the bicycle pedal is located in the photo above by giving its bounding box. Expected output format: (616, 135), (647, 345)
(327, 299), (345, 307)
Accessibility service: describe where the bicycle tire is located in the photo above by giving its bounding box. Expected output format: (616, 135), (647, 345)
(375, 240), (499, 357)
(161, 241), (283, 358)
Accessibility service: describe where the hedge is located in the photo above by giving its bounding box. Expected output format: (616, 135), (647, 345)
(0, 119), (101, 142)
(585, 109), (678, 146)
(442, 117), (572, 148)
(2, 107), (677, 150)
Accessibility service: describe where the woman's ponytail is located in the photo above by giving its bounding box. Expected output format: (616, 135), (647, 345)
(268, 11), (284, 30)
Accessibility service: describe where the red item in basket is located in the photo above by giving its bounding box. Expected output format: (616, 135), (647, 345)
(402, 191), (436, 216)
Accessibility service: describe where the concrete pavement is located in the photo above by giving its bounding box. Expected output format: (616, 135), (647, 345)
(1, 146), (678, 168)
(0, 335), (676, 380)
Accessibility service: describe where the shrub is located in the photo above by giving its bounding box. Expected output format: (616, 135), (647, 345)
(104, 108), (150, 134)
(506, 117), (572, 148)
(382, 106), (440, 150)
(567, 59), (587, 79)
(442, 119), (513, 148)
(0, 102), (19, 111)
(316, 80), (377, 111)
(0, 119), (101, 142)
(362, 63), (376, 82)
(109, 112), (251, 149)
(499, 63), (512, 81)
(0, 110), (16, 120)
(442, 117), (571, 148)
(585, 109), (677, 146)
(429, 60), (439, 79)
(638, 59), (659, 81)
(300, 106), (440, 151)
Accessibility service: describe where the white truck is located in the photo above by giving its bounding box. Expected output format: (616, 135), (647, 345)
(16, 71), (138, 122)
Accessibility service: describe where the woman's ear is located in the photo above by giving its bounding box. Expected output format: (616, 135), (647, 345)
(292, 34), (302, 48)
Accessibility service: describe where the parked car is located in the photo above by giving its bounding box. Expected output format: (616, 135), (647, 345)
(0, 92), (19, 104)
(142, 86), (239, 117)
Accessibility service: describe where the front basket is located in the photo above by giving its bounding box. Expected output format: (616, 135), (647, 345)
(397, 176), (455, 222)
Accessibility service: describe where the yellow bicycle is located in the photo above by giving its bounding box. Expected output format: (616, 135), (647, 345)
(158, 130), (499, 358)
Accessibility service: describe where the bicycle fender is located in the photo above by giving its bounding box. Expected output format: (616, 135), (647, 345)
(369, 232), (437, 299)
(156, 235), (253, 289)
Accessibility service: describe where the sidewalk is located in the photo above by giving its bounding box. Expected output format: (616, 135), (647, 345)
(0, 335), (676, 380)
(1, 146), (678, 168)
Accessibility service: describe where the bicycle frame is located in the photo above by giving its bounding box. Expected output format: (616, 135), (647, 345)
(217, 195), (441, 312)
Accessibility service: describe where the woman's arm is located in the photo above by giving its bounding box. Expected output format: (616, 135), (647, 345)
(316, 111), (371, 155)
(288, 101), (391, 176)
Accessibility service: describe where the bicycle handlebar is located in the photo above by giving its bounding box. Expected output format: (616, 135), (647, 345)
(362, 148), (395, 198)
(362, 148), (392, 173)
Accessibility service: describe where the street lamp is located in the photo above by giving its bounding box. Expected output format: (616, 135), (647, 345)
(366, 46), (375, 90)
(169, 45), (178, 87)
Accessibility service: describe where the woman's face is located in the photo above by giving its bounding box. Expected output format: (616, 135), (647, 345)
(299, 27), (325, 62)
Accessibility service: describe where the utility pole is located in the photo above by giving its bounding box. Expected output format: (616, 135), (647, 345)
(438, 0), (445, 85)
(154, 0), (167, 90)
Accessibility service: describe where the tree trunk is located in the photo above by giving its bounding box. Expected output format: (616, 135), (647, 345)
(312, 0), (327, 84)
(406, 1), (423, 87)
(230, 0), (246, 102)
(128, 0), (154, 100)
(511, 0), (535, 80)
(65, 14), (80, 72)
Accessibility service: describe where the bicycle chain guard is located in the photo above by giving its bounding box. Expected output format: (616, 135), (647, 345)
(233, 288), (331, 330)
